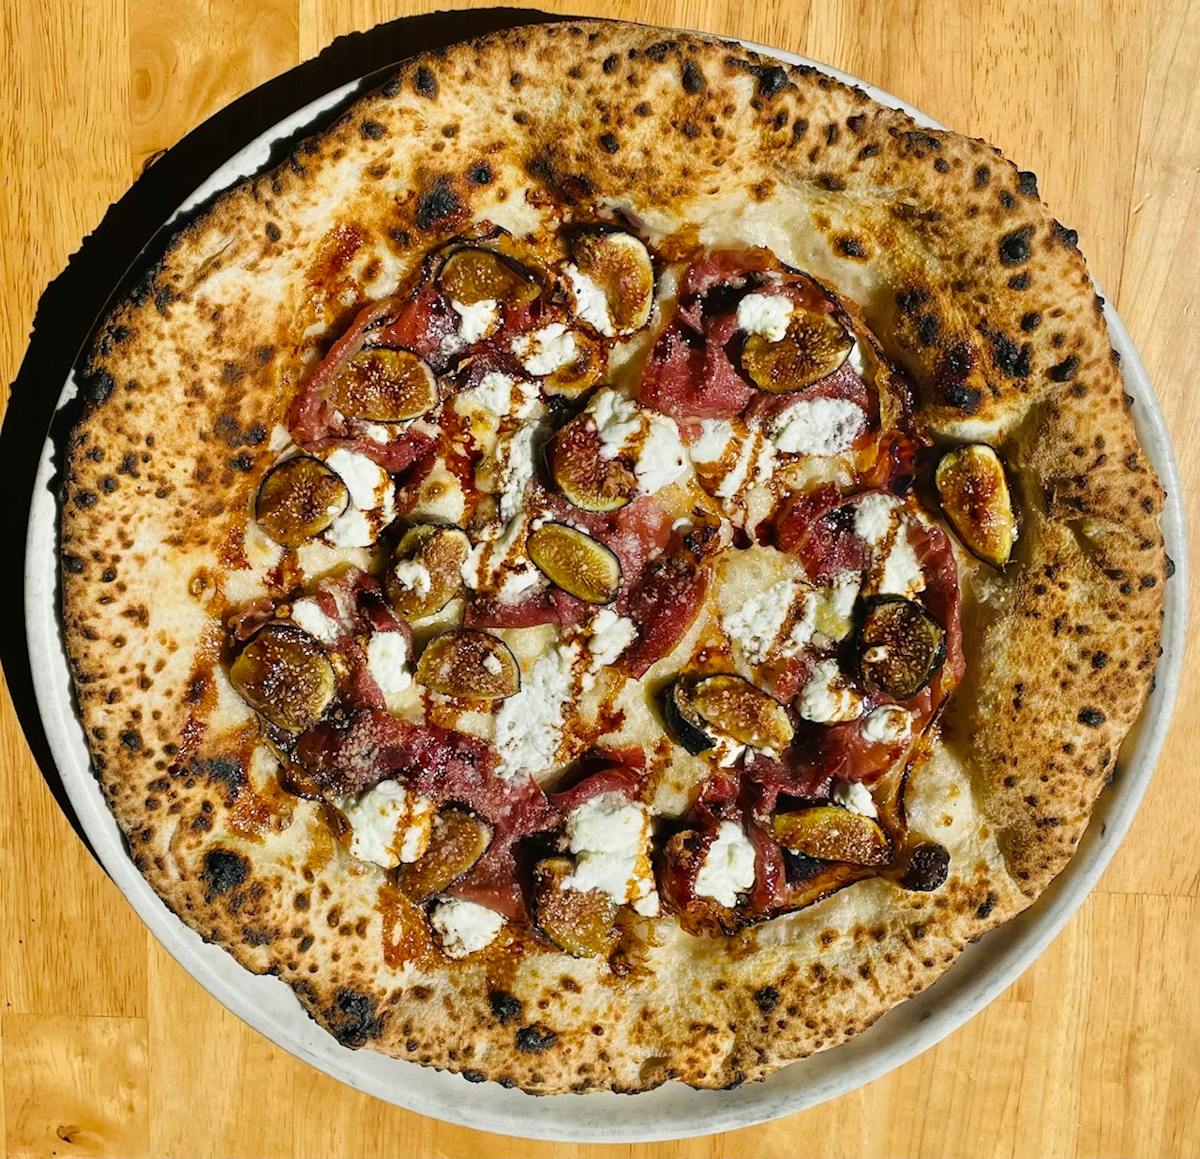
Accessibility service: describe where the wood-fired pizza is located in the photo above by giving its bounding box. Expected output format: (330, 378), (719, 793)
(59, 21), (1166, 1093)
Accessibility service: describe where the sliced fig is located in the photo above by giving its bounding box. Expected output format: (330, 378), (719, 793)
(325, 347), (438, 422)
(690, 674), (794, 754)
(439, 247), (541, 307)
(395, 808), (492, 902)
(741, 306), (853, 393)
(527, 522), (622, 604)
(532, 857), (619, 958)
(663, 678), (714, 755)
(854, 595), (946, 700)
(415, 629), (520, 700)
(254, 455), (349, 548)
(773, 806), (891, 867)
(386, 524), (470, 620)
(935, 444), (1017, 567)
(548, 418), (636, 513)
(229, 622), (336, 732)
(568, 230), (655, 336)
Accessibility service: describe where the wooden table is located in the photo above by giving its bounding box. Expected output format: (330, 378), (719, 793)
(1, 2), (1196, 1156)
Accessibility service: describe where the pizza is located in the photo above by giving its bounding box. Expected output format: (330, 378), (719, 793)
(60, 21), (1167, 1093)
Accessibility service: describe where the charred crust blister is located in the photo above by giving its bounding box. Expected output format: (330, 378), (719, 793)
(324, 988), (384, 1048)
(201, 849), (248, 898)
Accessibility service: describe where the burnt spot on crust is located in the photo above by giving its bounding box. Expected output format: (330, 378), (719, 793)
(1021, 311), (1043, 332)
(515, 1024), (558, 1053)
(360, 119), (386, 140)
(1048, 355), (1080, 382)
(265, 221), (281, 243)
(989, 331), (1031, 378)
(602, 52), (619, 74)
(120, 729), (142, 751)
(835, 235), (868, 259)
(1008, 271), (1031, 290)
(467, 162), (493, 186)
(1054, 221), (1080, 248)
(975, 891), (998, 919)
(896, 287), (930, 313)
(489, 989), (522, 1025)
(753, 986), (780, 1014)
(1078, 707), (1106, 727)
(414, 178), (463, 231)
(414, 65), (437, 99)
(682, 59), (706, 92)
(526, 151), (594, 204)
(999, 226), (1034, 266)
(599, 132), (620, 154)
(201, 849), (248, 897)
(63, 554), (85, 574)
(324, 988), (384, 1048)
(974, 164), (991, 187)
(900, 843), (951, 891)
(83, 368), (115, 407)
(1017, 169), (1039, 196)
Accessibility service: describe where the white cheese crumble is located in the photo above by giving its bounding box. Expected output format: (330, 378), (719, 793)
(513, 322), (579, 376)
(325, 447), (391, 512)
(848, 340), (867, 377)
(588, 389), (642, 459)
(482, 652), (504, 675)
(562, 792), (659, 916)
(587, 607), (638, 669)
(636, 413), (688, 493)
(769, 397), (867, 456)
(321, 447), (396, 547)
(736, 292), (793, 342)
(798, 659), (864, 723)
(854, 493), (901, 546)
(585, 390), (687, 494)
(723, 579), (795, 665)
(366, 631), (411, 695)
(392, 559), (432, 599)
(449, 297), (499, 344)
(492, 642), (576, 779)
(360, 421), (393, 445)
(566, 265), (614, 336)
(497, 421), (539, 522)
(430, 897), (506, 958)
(694, 821), (756, 908)
(688, 418), (735, 465)
(340, 780), (433, 868)
(861, 705), (915, 745)
(876, 530), (927, 600)
(455, 370), (518, 419)
(290, 596), (341, 644)
(831, 778), (878, 819)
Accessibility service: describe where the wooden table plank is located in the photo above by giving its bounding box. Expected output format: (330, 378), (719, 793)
(1, 2), (1196, 1157)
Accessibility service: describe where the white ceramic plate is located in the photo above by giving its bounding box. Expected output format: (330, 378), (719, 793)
(23, 33), (1187, 1144)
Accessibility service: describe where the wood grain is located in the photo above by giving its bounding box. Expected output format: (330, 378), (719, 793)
(1, 2), (1197, 1156)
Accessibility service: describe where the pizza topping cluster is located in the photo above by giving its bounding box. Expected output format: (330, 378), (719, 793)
(225, 225), (993, 961)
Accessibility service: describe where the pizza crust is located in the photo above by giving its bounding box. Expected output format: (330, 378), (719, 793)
(60, 21), (1165, 1092)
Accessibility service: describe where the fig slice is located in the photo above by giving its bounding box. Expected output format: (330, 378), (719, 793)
(741, 305), (853, 393)
(773, 806), (892, 866)
(532, 857), (620, 958)
(689, 674), (794, 754)
(254, 455), (349, 548)
(548, 417), (636, 513)
(325, 347), (439, 422)
(229, 622), (336, 732)
(386, 524), (471, 621)
(854, 595), (946, 700)
(663, 678), (715, 755)
(526, 522), (622, 604)
(439, 247), (541, 307)
(395, 807), (492, 902)
(415, 629), (520, 700)
(568, 230), (655, 336)
(934, 443), (1017, 567)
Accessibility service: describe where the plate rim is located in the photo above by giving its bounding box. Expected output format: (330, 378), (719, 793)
(21, 28), (1189, 1144)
